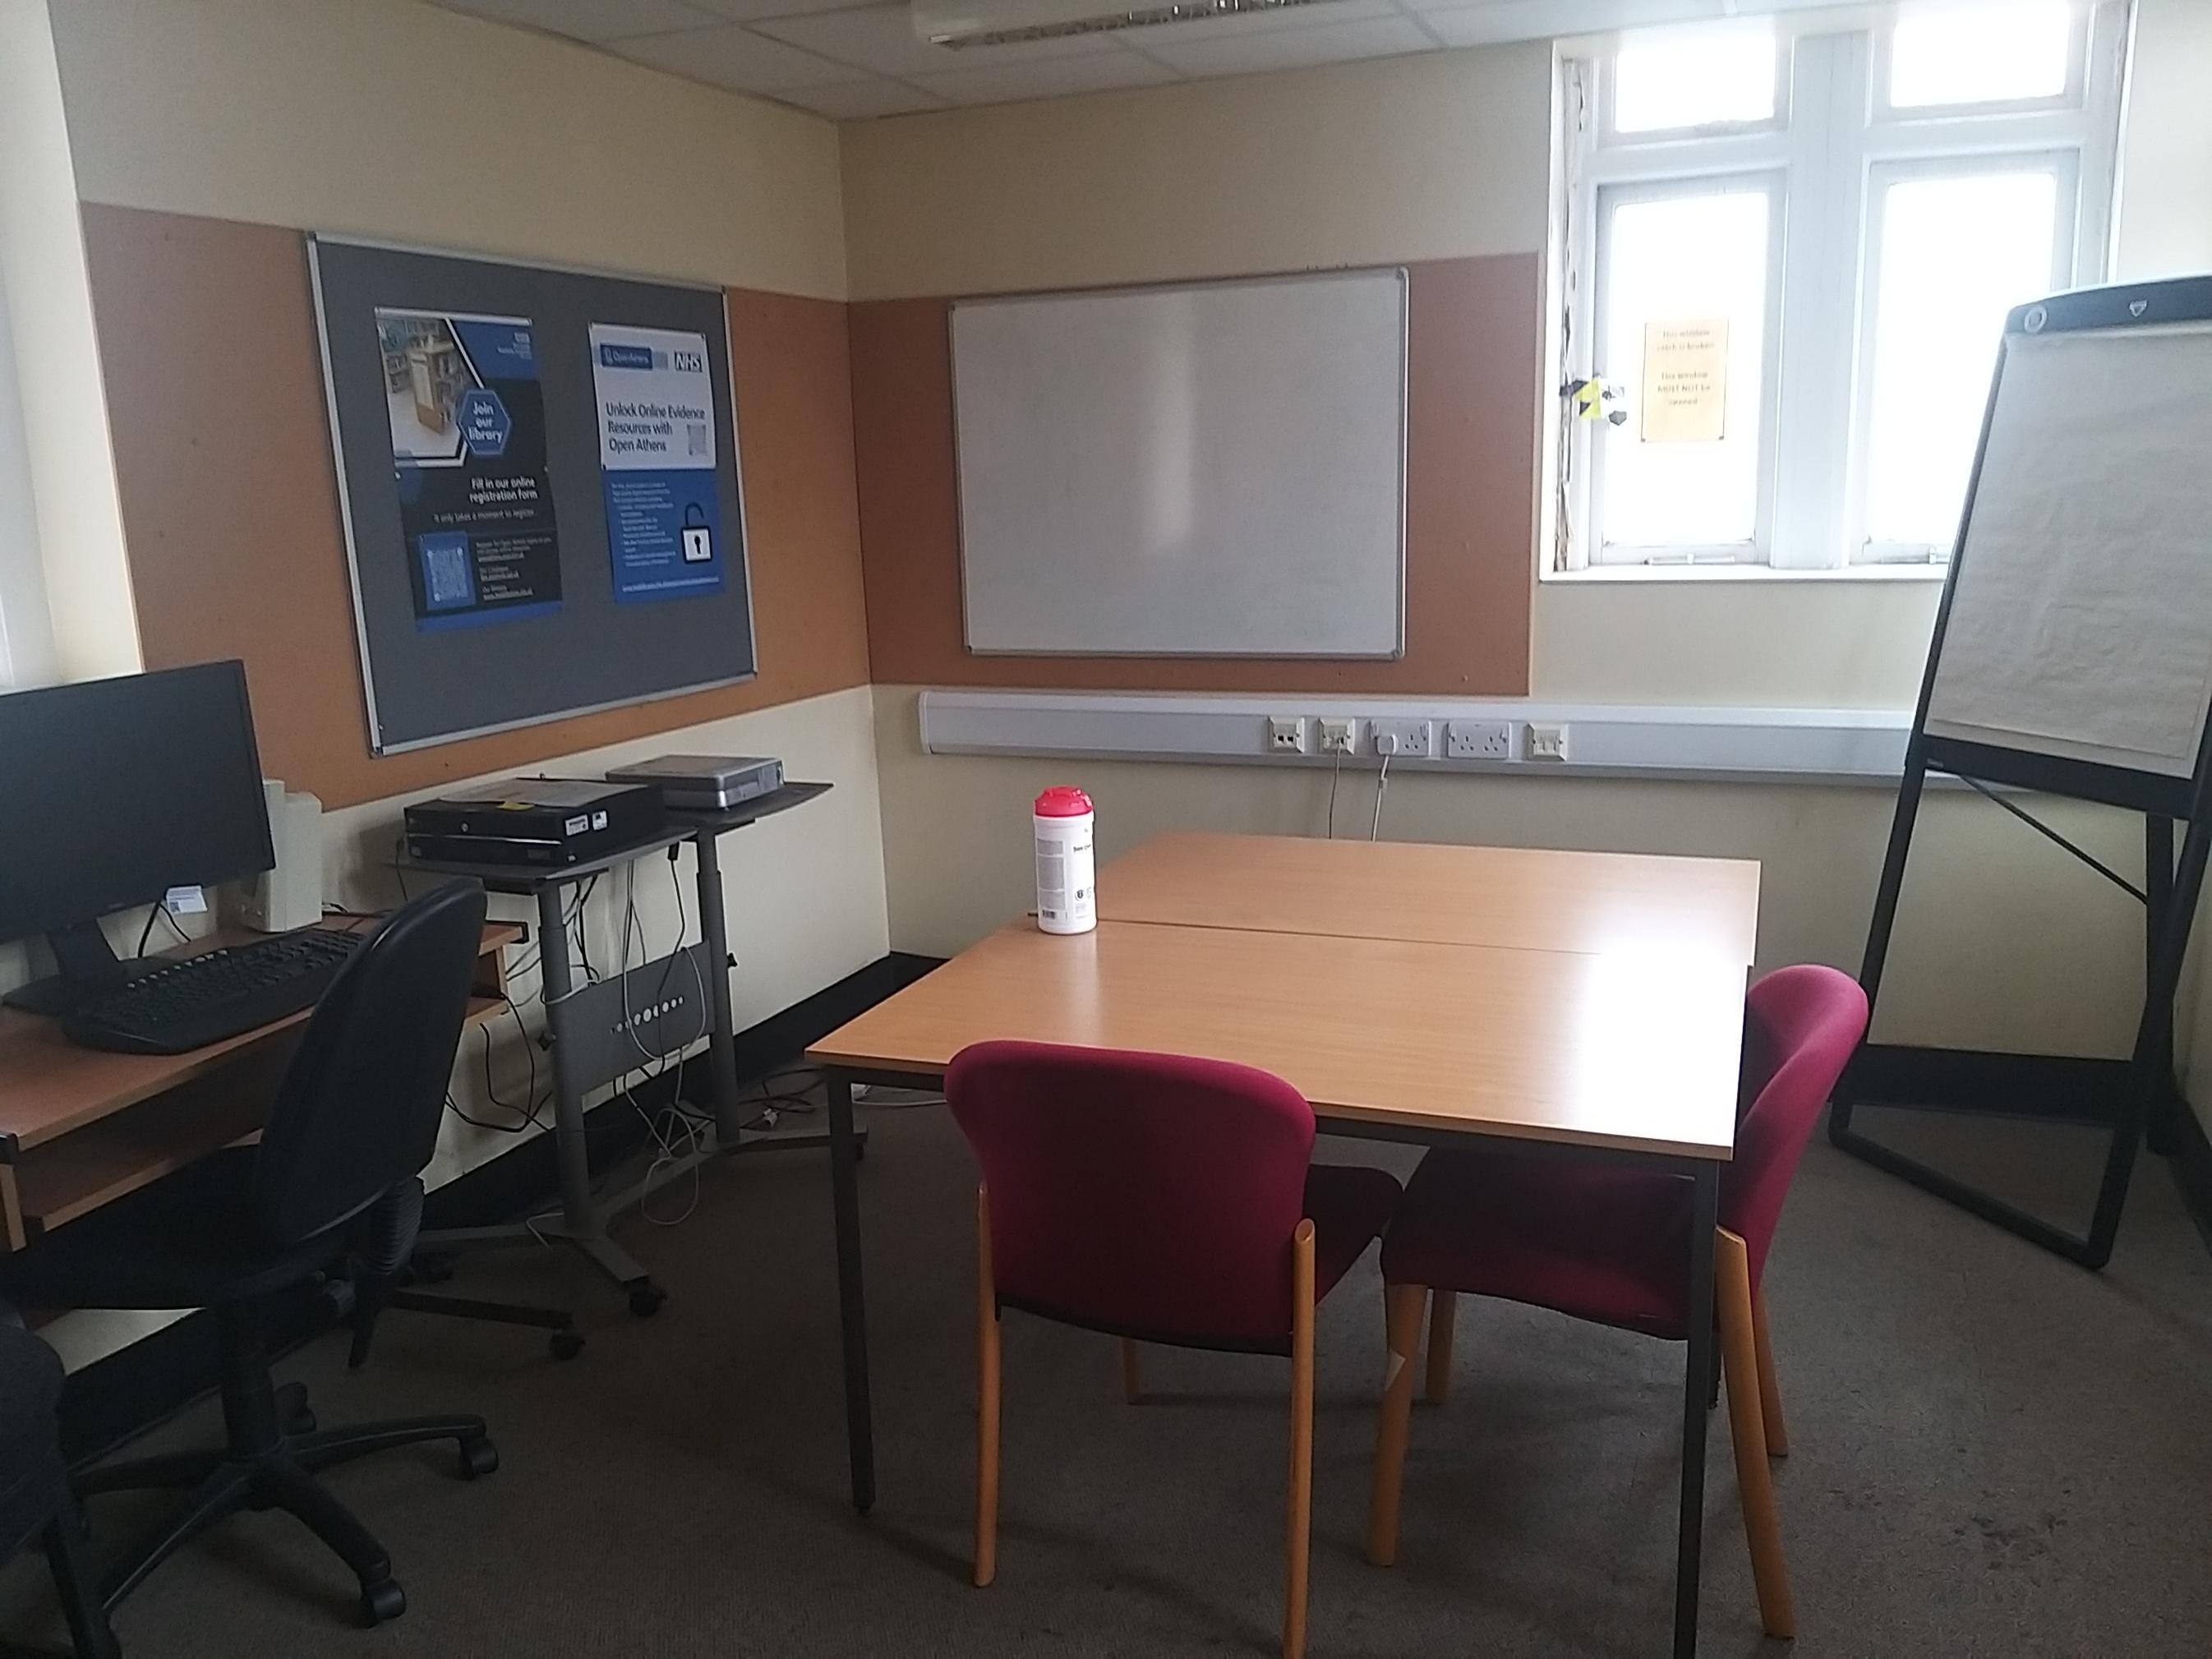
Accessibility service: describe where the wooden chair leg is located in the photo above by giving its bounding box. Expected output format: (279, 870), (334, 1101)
(1120, 1338), (1142, 1404)
(1751, 1286), (1788, 1457)
(1366, 1280), (1426, 1568)
(1717, 1229), (1795, 1639)
(1283, 1220), (1315, 1659)
(1424, 1289), (1456, 1405)
(975, 1185), (1001, 1589)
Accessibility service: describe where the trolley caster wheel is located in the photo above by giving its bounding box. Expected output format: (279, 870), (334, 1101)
(549, 1328), (585, 1362)
(627, 1282), (667, 1318)
(458, 1435), (500, 1480)
(412, 1253), (456, 1285)
(360, 1578), (407, 1625)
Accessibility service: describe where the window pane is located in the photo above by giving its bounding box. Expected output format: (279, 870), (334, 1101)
(1599, 187), (1772, 552)
(1890, 2), (2071, 108)
(1613, 26), (1777, 133)
(1864, 170), (2059, 553)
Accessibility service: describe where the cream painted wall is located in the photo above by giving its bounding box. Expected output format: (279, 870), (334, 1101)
(842, 44), (1554, 302)
(2116, 0), (2212, 281)
(45, 0), (847, 301)
(874, 688), (2148, 1058)
(0, 0), (136, 681)
(846, 21), (2212, 1123)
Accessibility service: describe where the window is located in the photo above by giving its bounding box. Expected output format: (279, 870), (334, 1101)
(1556, 2), (2127, 573)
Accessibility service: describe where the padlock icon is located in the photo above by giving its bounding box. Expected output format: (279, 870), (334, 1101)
(680, 504), (714, 564)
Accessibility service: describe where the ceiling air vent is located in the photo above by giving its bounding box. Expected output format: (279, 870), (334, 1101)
(914, 0), (1357, 48)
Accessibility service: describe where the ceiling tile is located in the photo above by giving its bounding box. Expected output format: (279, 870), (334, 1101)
(1118, 0), (1393, 46)
(776, 76), (953, 117)
(615, 24), (855, 90)
(1139, 12), (1431, 74)
(430, 0), (728, 44)
(755, 3), (1113, 78)
(912, 46), (1177, 104)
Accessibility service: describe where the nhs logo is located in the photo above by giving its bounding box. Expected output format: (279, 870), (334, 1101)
(671, 348), (706, 373)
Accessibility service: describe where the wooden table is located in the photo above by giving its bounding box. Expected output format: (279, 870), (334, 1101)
(0, 918), (522, 1251)
(808, 834), (1759, 1659)
(1099, 831), (1760, 961)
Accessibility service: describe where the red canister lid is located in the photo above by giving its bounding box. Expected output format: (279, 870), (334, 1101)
(1033, 786), (1093, 818)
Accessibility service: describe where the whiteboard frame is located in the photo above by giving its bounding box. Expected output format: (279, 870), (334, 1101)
(948, 266), (1410, 661)
(307, 233), (759, 754)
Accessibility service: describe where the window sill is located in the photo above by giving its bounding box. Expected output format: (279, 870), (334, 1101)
(1543, 562), (1949, 586)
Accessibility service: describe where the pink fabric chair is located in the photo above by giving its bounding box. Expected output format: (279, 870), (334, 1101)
(1365, 965), (1869, 1641)
(946, 1040), (1402, 1659)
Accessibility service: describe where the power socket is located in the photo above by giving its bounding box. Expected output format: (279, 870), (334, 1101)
(1369, 717), (1433, 758)
(1445, 720), (1514, 761)
(1317, 719), (1357, 755)
(1266, 716), (1306, 754)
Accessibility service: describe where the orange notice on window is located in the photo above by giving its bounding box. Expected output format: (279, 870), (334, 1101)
(1640, 318), (1730, 444)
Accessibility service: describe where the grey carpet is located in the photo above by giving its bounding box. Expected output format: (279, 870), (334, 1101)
(5, 1096), (2209, 1658)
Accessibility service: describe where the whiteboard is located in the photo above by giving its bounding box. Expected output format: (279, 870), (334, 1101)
(1926, 321), (2212, 778)
(951, 269), (1408, 658)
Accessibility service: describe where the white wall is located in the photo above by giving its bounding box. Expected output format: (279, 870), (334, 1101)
(0, 0), (136, 681)
(2116, 0), (2212, 282)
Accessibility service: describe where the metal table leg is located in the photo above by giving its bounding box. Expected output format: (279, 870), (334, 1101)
(1674, 1167), (1719, 1659)
(691, 832), (745, 1145)
(827, 1070), (875, 1513)
(417, 878), (652, 1300)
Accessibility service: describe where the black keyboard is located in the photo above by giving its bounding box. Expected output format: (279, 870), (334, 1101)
(62, 928), (368, 1055)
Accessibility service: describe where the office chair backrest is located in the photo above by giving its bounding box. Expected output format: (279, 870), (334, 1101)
(1722, 964), (1869, 1288)
(251, 880), (488, 1251)
(946, 1040), (1317, 1349)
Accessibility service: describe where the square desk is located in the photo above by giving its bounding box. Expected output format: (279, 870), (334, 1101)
(809, 836), (1758, 1659)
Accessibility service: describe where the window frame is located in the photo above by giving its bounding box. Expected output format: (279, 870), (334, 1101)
(1554, 0), (2130, 577)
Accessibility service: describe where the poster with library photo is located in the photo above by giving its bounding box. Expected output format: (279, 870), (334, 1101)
(376, 307), (564, 630)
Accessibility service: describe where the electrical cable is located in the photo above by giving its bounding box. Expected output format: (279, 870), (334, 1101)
(1326, 750), (1343, 840)
(1371, 741), (1394, 841)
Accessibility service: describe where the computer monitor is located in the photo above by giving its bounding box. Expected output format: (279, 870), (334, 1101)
(0, 661), (274, 1014)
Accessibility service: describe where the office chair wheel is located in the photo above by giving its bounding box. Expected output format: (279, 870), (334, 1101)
(549, 1328), (585, 1362)
(359, 1578), (407, 1625)
(287, 1405), (318, 1435)
(457, 1435), (500, 1479)
(627, 1281), (667, 1318)
(412, 1253), (456, 1285)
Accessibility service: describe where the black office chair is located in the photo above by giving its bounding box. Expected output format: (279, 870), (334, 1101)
(0, 881), (496, 1629)
(0, 1316), (118, 1657)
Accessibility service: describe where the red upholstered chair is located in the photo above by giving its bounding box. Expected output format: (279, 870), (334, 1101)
(1364, 965), (1868, 1641)
(946, 1040), (1403, 1659)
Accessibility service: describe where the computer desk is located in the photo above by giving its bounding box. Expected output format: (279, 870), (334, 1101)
(399, 781), (833, 1316)
(0, 918), (523, 1255)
